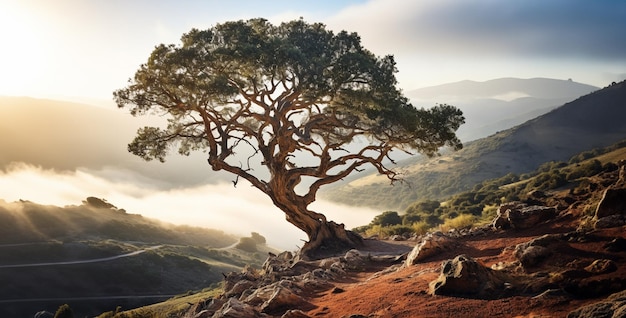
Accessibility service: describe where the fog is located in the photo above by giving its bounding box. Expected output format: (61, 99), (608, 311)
(0, 163), (380, 250)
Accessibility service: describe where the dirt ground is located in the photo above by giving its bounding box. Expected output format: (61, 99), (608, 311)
(303, 213), (626, 318)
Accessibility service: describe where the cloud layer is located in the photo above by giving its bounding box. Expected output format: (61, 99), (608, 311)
(0, 163), (379, 250)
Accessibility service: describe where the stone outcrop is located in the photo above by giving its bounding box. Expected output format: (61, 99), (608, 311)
(185, 249), (391, 317)
(492, 202), (557, 230)
(514, 234), (563, 267)
(405, 232), (458, 266)
(568, 290), (626, 318)
(428, 255), (512, 298)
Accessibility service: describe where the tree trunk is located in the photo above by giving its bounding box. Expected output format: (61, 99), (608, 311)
(271, 194), (363, 260)
(297, 219), (364, 261)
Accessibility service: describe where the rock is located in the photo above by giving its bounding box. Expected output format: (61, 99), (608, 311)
(567, 302), (616, 318)
(514, 234), (562, 267)
(34, 312), (54, 318)
(281, 309), (311, 318)
(244, 280), (310, 315)
(492, 202), (556, 230)
(584, 259), (617, 275)
(510, 205), (557, 229)
(604, 237), (626, 252)
(212, 298), (263, 318)
(405, 232), (457, 266)
(225, 280), (256, 298)
(567, 290), (626, 317)
(595, 187), (626, 219)
(428, 255), (509, 298)
(594, 215), (626, 229)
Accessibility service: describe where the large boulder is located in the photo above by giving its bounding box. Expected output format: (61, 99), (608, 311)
(244, 280), (312, 315)
(492, 202), (557, 230)
(405, 232), (458, 266)
(595, 187), (626, 219)
(514, 234), (563, 267)
(212, 298), (264, 318)
(428, 255), (511, 298)
(568, 289), (626, 318)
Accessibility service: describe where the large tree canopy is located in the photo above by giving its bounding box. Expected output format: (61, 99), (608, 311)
(114, 18), (464, 259)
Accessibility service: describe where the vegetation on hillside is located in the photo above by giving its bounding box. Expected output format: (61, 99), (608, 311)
(322, 80), (626, 211)
(0, 197), (236, 247)
(0, 198), (277, 317)
(353, 139), (626, 237)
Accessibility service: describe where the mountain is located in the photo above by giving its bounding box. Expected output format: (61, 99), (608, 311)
(321, 80), (626, 210)
(0, 197), (277, 317)
(0, 96), (230, 187)
(407, 78), (599, 141)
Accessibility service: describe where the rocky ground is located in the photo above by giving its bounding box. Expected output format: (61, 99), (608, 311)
(178, 163), (626, 318)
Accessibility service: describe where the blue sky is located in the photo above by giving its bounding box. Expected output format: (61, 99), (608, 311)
(0, 0), (625, 100)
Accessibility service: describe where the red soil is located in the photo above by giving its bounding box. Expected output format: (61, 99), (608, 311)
(303, 213), (626, 318)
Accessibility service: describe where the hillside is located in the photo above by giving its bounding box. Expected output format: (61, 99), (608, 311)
(0, 198), (278, 317)
(0, 96), (228, 187)
(106, 150), (626, 317)
(321, 80), (626, 211)
(408, 78), (598, 141)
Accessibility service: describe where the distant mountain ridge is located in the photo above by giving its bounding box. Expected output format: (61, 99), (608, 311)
(408, 77), (598, 100)
(407, 78), (599, 141)
(321, 80), (626, 210)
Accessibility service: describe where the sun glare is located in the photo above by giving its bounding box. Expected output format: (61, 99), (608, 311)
(0, 2), (46, 96)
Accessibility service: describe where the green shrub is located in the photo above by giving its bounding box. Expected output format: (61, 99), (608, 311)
(370, 211), (402, 227)
(235, 237), (257, 252)
(439, 214), (476, 232)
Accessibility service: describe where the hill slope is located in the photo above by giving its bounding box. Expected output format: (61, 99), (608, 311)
(407, 78), (599, 141)
(321, 81), (626, 210)
(0, 96), (229, 187)
(0, 198), (277, 317)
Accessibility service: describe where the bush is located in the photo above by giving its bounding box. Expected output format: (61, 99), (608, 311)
(411, 221), (431, 236)
(370, 211), (402, 227)
(439, 214), (476, 232)
(54, 304), (74, 318)
(234, 237), (257, 252)
(250, 232), (266, 244)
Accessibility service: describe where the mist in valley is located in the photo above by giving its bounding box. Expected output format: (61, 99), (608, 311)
(0, 162), (380, 250)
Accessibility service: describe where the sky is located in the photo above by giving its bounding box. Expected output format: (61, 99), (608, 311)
(0, 0), (625, 100)
(0, 0), (625, 249)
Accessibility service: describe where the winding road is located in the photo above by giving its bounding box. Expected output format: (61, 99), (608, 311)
(0, 245), (163, 269)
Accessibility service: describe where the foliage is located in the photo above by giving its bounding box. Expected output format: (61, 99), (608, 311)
(250, 232), (266, 244)
(235, 237), (258, 252)
(354, 139), (626, 237)
(439, 214), (476, 232)
(370, 211), (402, 227)
(114, 18), (464, 252)
(0, 198), (236, 247)
(54, 304), (74, 318)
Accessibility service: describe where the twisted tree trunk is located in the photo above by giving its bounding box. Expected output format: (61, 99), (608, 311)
(269, 188), (363, 260)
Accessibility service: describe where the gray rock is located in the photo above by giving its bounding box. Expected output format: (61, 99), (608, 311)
(514, 234), (562, 267)
(492, 202), (556, 230)
(428, 255), (509, 298)
(595, 187), (626, 219)
(212, 298), (263, 318)
(595, 215), (626, 229)
(405, 232), (457, 266)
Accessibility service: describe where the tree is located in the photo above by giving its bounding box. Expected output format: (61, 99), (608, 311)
(114, 18), (464, 259)
(370, 211), (402, 227)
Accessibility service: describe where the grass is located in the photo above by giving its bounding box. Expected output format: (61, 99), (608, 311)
(106, 288), (223, 318)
